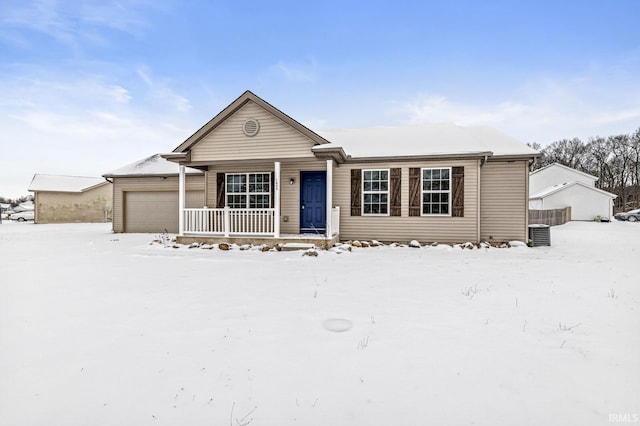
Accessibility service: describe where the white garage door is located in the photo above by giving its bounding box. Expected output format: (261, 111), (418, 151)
(124, 191), (204, 233)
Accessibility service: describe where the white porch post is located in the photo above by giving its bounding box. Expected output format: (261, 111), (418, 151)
(326, 159), (333, 237)
(223, 206), (230, 237)
(274, 161), (281, 238)
(178, 164), (185, 236)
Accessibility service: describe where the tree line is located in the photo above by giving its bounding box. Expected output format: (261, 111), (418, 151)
(0, 195), (33, 208)
(529, 127), (640, 211)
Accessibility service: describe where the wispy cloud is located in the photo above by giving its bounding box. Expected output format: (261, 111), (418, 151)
(135, 65), (192, 112)
(270, 59), (319, 83)
(0, 71), (197, 197)
(0, 0), (152, 48)
(396, 71), (640, 144)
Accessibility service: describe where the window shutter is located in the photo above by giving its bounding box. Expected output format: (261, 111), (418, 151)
(270, 171), (275, 208)
(351, 169), (361, 216)
(390, 168), (401, 216)
(216, 173), (225, 208)
(409, 168), (421, 216)
(452, 166), (464, 217)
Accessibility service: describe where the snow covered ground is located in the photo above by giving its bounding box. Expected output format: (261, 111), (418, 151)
(1, 221), (638, 426)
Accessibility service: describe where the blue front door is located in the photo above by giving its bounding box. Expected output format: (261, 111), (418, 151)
(300, 171), (326, 233)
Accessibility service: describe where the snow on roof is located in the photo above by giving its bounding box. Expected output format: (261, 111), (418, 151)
(28, 174), (107, 193)
(315, 123), (538, 159)
(530, 181), (617, 199)
(103, 154), (204, 177)
(529, 163), (598, 180)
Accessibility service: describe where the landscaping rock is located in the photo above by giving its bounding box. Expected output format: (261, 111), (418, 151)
(302, 248), (319, 257)
(239, 244), (252, 251)
(409, 240), (421, 248)
(351, 240), (362, 247)
(370, 240), (382, 247)
(218, 243), (230, 251)
(361, 241), (370, 248)
(261, 245), (271, 252)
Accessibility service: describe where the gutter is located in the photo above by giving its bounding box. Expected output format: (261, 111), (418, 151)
(341, 151), (494, 164)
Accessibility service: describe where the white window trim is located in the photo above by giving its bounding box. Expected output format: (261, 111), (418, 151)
(420, 167), (452, 217)
(362, 168), (390, 217)
(225, 172), (272, 209)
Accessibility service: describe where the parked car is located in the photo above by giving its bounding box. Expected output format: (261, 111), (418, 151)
(1, 210), (15, 220)
(614, 208), (640, 222)
(10, 210), (34, 222)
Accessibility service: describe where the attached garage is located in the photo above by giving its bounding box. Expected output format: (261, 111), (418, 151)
(103, 154), (206, 233)
(124, 191), (204, 233)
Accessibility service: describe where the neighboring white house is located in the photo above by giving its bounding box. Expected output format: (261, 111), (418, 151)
(529, 163), (617, 220)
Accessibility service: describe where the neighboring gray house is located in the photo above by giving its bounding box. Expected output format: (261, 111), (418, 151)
(105, 90), (538, 244)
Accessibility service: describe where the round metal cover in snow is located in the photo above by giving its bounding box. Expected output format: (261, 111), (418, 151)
(322, 318), (353, 332)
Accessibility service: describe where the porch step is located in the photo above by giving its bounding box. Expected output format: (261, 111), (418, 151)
(280, 243), (317, 251)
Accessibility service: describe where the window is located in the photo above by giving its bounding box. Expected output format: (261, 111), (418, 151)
(362, 169), (389, 215)
(226, 173), (271, 208)
(422, 168), (450, 215)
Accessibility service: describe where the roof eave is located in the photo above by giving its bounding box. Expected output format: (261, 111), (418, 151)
(530, 181), (619, 199)
(488, 153), (540, 161)
(311, 146), (348, 163)
(342, 151), (494, 164)
(102, 171), (203, 178)
(161, 152), (190, 164)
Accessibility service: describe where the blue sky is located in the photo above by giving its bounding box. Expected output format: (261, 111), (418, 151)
(1, 0), (640, 197)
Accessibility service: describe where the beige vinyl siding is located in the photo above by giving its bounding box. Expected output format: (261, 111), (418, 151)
(480, 160), (529, 242)
(334, 159), (480, 243)
(191, 101), (317, 162)
(34, 183), (112, 223)
(124, 191), (204, 233)
(112, 175), (205, 232)
(206, 159), (328, 234)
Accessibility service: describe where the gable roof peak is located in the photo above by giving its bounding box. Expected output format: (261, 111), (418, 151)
(172, 90), (330, 153)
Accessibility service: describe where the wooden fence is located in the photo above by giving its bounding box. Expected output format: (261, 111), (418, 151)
(529, 207), (571, 226)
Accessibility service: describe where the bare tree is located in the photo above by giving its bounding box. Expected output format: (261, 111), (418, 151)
(608, 134), (632, 209)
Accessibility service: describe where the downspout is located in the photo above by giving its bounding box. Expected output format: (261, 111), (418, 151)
(104, 177), (114, 231)
(525, 161), (531, 240)
(477, 157), (485, 243)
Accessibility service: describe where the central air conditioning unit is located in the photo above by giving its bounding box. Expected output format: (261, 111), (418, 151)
(528, 224), (551, 247)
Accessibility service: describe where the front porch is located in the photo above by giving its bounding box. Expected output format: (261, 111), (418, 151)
(175, 159), (340, 248)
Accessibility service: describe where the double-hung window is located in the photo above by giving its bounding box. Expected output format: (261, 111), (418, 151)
(226, 173), (271, 208)
(422, 168), (450, 215)
(362, 169), (389, 215)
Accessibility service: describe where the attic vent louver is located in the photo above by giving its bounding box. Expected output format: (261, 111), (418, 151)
(242, 119), (260, 137)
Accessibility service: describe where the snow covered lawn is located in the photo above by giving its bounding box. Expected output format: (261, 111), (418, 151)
(1, 221), (638, 426)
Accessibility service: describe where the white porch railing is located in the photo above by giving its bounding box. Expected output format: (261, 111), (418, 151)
(183, 206), (340, 238)
(331, 206), (340, 237)
(184, 207), (276, 236)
